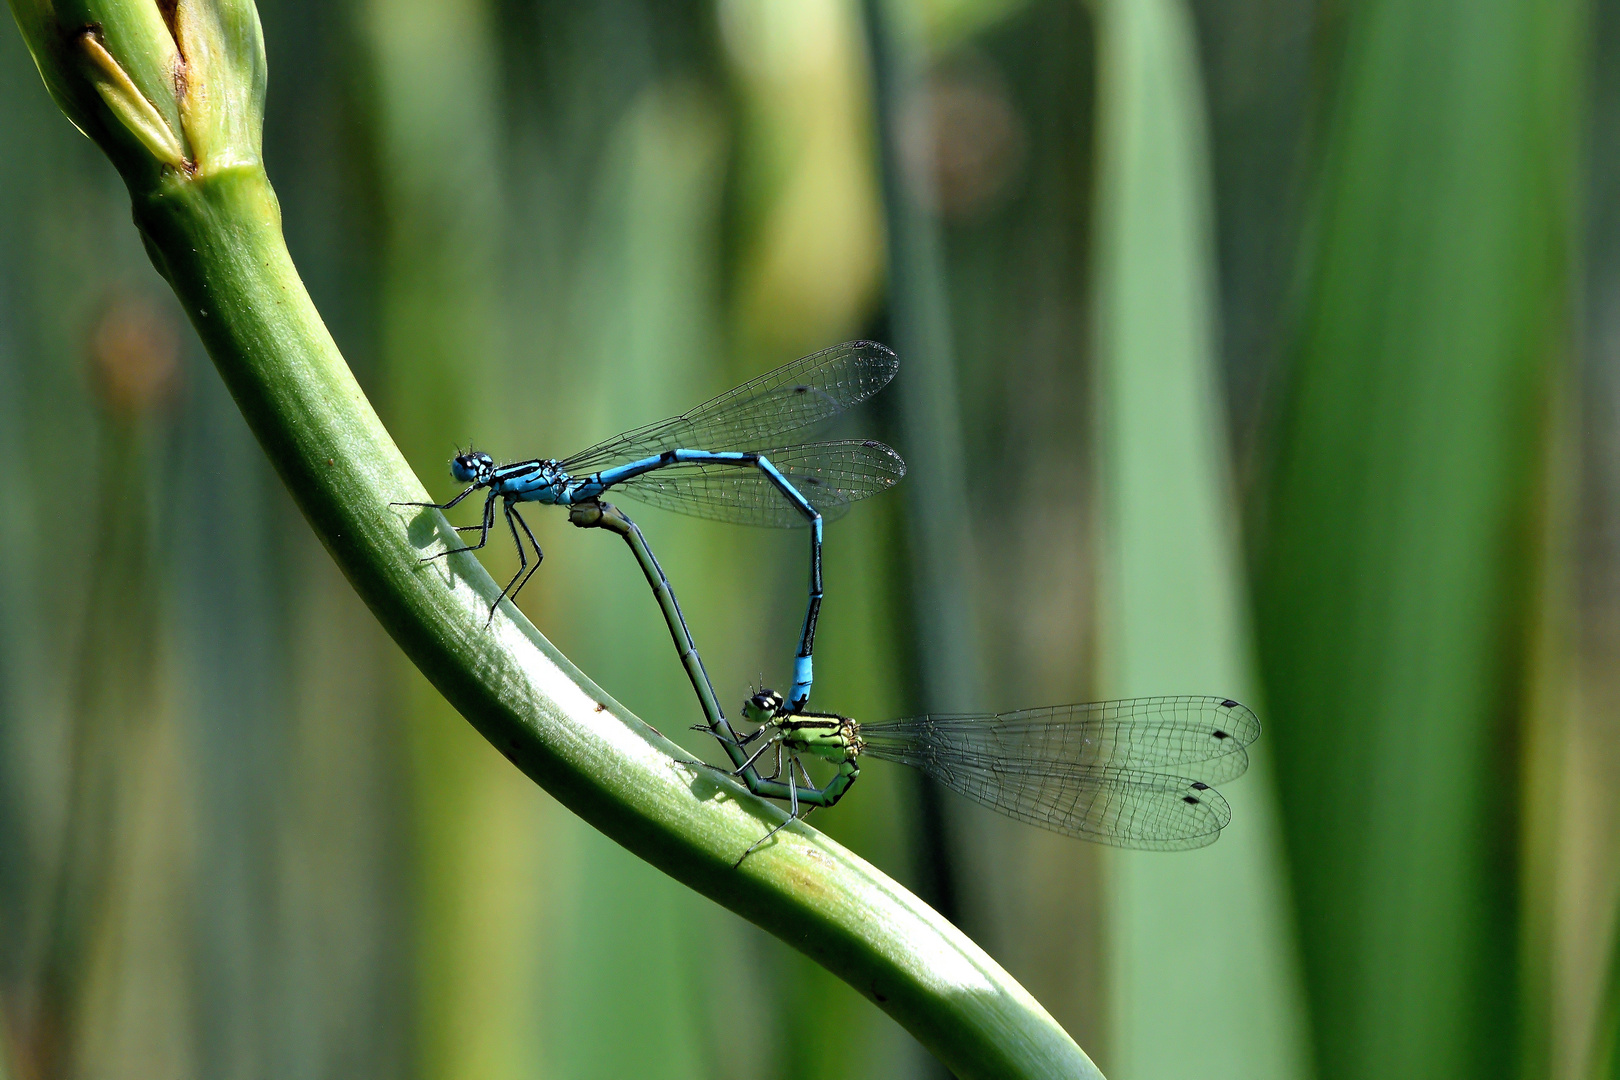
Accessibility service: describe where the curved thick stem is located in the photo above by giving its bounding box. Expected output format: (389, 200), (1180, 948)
(119, 163), (1098, 1078)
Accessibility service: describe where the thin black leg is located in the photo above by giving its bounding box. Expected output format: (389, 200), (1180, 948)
(506, 504), (544, 603)
(424, 489), (497, 562)
(735, 732), (782, 776)
(486, 500), (529, 623)
(736, 763), (800, 866)
(759, 743), (785, 783)
(393, 483), (479, 512)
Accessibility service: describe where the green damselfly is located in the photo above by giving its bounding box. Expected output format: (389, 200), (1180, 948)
(717, 688), (1258, 862)
(565, 499), (1257, 865)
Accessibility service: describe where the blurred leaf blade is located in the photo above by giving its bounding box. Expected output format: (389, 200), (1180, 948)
(1252, 0), (1585, 1076)
(359, 0), (547, 1075)
(1592, 902), (1620, 1080)
(1087, 0), (1310, 1077)
(532, 78), (728, 1080)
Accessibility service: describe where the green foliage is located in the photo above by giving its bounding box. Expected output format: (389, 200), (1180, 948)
(1252, 0), (1585, 1077)
(1594, 911), (1620, 1080)
(2, 0), (1617, 1078)
(2, 3), (1099, 1078)
(1089, 1), (1308, 1077)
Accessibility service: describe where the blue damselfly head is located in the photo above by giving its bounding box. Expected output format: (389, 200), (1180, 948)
(451, 450), (495, 484)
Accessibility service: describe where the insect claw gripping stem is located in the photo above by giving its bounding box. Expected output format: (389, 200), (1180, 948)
(391, 482), (479, 512)
(394, 488), (497, 565)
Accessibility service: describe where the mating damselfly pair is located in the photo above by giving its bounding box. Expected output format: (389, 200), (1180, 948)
(404, 342), (1258, 858)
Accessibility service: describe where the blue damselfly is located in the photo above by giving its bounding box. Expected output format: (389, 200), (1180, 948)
(395, 342), (904, 709)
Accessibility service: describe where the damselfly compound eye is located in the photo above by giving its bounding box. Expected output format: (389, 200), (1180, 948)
(451, 451), (492, 483)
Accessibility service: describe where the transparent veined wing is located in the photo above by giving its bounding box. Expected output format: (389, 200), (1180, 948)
(854, 696), (1258, 849)
(860, 748), (1232, 850)
(610, 440), (906, 527)
(858, 696), (1257, 786)
(560, 342), (898, 471)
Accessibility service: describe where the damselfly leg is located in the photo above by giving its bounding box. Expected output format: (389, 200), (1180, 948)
(483, 500), (543, 624)
(396, 487), (496, 560)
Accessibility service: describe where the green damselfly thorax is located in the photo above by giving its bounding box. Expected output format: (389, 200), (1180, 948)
(715, 689), (1259, 862)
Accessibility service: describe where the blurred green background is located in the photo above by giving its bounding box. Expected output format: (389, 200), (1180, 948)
(1, 0), (1616, 1077)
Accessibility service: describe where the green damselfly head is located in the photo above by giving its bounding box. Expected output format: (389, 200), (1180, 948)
(744, 689), (787, 724)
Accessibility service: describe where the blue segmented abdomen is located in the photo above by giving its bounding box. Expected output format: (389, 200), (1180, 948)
(562, 475), (609, 502)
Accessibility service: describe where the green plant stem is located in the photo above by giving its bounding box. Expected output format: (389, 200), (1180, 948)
(126, 161), (1098, 1078)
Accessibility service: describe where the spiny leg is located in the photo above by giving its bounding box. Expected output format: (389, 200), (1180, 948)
(506, 504), (545, 604)
(673, 730), (782, 778)
(424, 489), (496, 562)
(757, 742), (785, 783)
(711, 730), (783, 777)
(692, 721), (769, 749)
(742, 733), (783, 776)
(392, 483), (478, 512)
(671, 756), (731, 776)
(692, 725), (742, 747)
(485, 499), (529, 623)
(791, 759), (821, 826)
(736, 757), (801, 867)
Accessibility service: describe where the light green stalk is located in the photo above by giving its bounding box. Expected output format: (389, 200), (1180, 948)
(4, 3), (1099, 1075)
(1087, 1), (1311, 1077)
